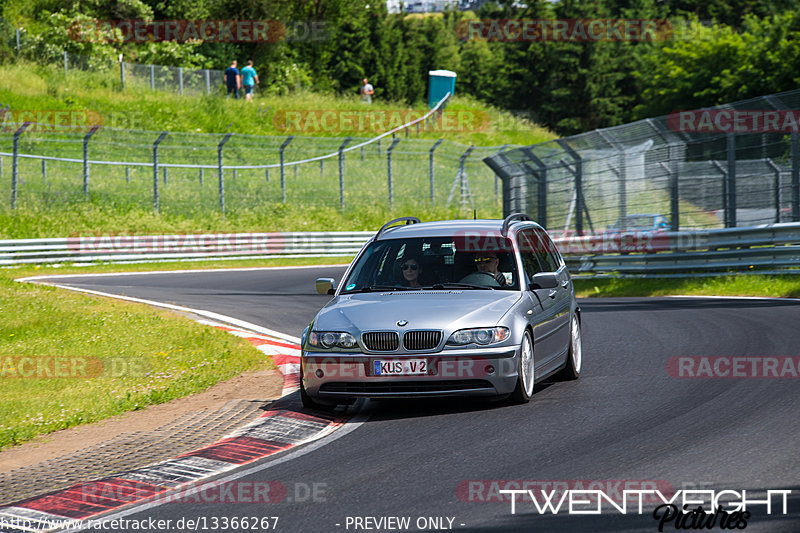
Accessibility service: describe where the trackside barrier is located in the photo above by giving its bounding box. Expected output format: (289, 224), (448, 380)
(2, 224), (800, 276)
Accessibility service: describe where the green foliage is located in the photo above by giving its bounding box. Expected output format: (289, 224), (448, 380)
(4, 0), (800, 134)
(633, 13), (800, 119)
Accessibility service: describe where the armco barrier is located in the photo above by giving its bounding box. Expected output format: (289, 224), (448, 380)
(2, 224), (799, 276)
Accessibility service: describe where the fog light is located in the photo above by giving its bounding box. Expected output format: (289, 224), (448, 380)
(315, 369), (324, 378)
(485, 365), (495, 375)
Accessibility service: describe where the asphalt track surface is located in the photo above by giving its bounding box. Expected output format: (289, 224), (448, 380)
(42, 267), (800, 532)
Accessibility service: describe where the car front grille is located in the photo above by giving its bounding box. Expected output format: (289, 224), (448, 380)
(362, 331), (399, 351)
(403, 330), (442, 351)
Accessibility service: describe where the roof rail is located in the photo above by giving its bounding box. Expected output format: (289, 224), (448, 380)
(374, 217), (421, 240)
(501, 213), (532, 237)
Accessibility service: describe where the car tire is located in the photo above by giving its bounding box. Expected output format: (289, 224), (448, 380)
(510, 330), (534, 404)
(555, 314), (582, 381)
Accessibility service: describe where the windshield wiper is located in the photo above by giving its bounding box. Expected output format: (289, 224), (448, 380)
(346, 285), (412, 293)
(421, 283), (495, 290)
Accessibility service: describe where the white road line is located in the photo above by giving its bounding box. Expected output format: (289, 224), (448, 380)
(16, 264), (347, 282)
(17, 280), (301, 344)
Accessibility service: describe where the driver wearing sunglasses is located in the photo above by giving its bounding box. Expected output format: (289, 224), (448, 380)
(473, 252), (508, 286)
(399, 257), (423, 287)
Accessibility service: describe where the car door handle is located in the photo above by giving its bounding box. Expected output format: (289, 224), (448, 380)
(548, 289), (557, 299)
(561, 280), (569, 289)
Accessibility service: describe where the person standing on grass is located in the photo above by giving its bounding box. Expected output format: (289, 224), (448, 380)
(225, 60), (240, 99)
(241, 60), (260, 102)
(360, 78), (374, 104)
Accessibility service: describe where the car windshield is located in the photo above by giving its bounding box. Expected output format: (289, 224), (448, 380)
(341, 236), (520, 292)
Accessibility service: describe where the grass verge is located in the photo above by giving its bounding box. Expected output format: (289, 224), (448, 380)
(0, 267), (277, 451)
(573, 275), (800, 299)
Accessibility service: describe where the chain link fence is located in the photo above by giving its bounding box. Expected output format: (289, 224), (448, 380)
(0, 122), (508, 217)
(485, 89), (800, 233)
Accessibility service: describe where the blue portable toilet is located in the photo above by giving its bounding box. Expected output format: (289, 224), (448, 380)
(428, 70), (456, 108)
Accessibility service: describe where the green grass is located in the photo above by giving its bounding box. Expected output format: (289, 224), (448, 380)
(0, 61), (553, 145)
(573, 275), (800, 299)
(0, 268), (275, 451)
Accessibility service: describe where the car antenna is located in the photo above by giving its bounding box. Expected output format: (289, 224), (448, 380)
(473, 209), (476, 220)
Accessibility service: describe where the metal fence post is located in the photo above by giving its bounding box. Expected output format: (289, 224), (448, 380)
(387, 138), (401, 208)
(218, 133), (233, 213)
(178, 67), (184, 95)
(11, 122), (32, 209)
(766, 159), (782, 224)
(152, 132), (168, 211)
(521, 148), (548, 229)
(205, 70), (211, 95)
(233, 169), (238, 181)
(16, 29), (20, 54)
(279, 136), (294, 204)
(726, 133), (737, 227)
(150, 64), (155, 90)
(338, 137), (352, 211)
(83, 125), (101, 197)
(792, 132), (799, 222)
(265, 168), (269, 182)
(320, 159), (324, 178)
(429, 139), (443, 206)
(711, 160), (727, 227)
(63, 51), (68, 77)
(163, 167), (168, 186)
(119, 55), (125, 90)
(199, 168), (204, 185)
(0, 156), (4, 179)
(557, 139), (586, 234)
(42, 159), (47, 184)
(494, 144), (508, 204)
(125, 166), (130, 184)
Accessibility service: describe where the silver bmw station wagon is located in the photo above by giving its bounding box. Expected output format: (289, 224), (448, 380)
(300, 214), (582, 410)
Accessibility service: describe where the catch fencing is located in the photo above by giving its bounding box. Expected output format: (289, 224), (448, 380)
(0, 106), (507, 216)
(484, 89), (800, 234)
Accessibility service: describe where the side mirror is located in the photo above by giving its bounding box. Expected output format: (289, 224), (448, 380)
(315, 278), (336, 295)
(530, 272), (558, 290)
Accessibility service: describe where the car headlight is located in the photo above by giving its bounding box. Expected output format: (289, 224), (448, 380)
(308, 331), (358, 350)
(446, 327), (510, 346)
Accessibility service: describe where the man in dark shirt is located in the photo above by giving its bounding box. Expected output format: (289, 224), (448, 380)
(225, 60), (240, 99)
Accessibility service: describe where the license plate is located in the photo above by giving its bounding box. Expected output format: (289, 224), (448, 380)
(373, 359), (427, 376)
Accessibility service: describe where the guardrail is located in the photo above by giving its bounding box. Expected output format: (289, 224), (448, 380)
(0, 232), (374, 266)
(2, 224), (799, 276)
(556, 222), (800, 277)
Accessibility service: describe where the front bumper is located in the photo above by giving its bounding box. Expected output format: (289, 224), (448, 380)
(301, 345), (520, 400)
